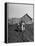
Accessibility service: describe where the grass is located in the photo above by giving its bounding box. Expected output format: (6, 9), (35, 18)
(8, 23), (34, 42)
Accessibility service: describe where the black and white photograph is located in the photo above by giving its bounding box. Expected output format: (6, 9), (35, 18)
(5, 3), (34, 43)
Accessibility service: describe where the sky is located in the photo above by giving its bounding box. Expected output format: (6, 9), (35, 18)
(7, 3), (33, 19)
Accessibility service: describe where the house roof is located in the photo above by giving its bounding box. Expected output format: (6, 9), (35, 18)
(21, 14), (32, 23)
(24, 14), (32, 20)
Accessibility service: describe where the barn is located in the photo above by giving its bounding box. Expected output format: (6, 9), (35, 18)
(21, 14), (32, 31)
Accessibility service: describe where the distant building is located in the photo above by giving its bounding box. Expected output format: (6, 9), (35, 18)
(8, 18), (21, 24)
